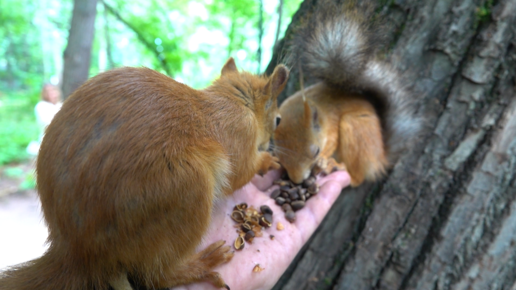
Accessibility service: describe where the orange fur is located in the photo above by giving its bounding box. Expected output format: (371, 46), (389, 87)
(274, 82), (388, 186)
(0, 58), (288, 290)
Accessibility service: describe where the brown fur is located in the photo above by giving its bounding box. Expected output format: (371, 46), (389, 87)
(0, 58), (288, 290)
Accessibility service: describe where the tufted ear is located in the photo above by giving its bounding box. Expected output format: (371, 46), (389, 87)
(303, 99), (319, 130)
(221, 57), (238, 76)
(264, 65), (289, 98)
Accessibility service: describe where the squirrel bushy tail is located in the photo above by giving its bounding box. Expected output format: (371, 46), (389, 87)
(0, 247), (101, 290)
(290, 0), (421, 162)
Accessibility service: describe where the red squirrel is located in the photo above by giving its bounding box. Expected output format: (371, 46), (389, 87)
(273, 0), (421, 186)
(0, 58), (289, 290)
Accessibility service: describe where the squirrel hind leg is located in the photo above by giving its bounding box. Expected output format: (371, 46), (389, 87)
(149, 240), (234, 289)
(337, 111), (388, 187)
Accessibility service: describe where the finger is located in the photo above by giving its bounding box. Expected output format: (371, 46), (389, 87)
(316, 170), (351, 189)
(309, 171), (351, 223)
(251, 169), (283, 191)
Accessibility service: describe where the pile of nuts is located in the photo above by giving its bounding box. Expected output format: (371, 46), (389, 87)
(230, 203), (273, 250)
(271, 175), (320, 223)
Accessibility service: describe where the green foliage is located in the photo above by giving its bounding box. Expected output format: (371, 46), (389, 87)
(0, 89), (40, 165)
(0, 0), (302, 166)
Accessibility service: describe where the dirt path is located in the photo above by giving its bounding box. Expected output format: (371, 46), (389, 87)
(0, 161), (48, 269)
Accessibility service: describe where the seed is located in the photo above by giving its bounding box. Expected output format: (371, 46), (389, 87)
(231, 210), (245, 223)
(270, 189), (281, 199)
(305, 193), (311, 199)
(244, 230), (255, 242)
(302, 177), (315, 188)
(285, 198), (291, 203)
(260, 205), (273, 215)
(276, 222), (284, 230)
(281, 191), (289, 198)
(241, 223), (252, 232)
(234, 236), (245, 250)
(275, 197), (286, 205)
(263, 213), (273, 224)
(259, 216), (272, 228)
(307, 183), (319, 194)
(285, 210), (296, 223)
(270, 235), (275, 240)
(291, 200), (305, 211)
(253, 264), (265, 272)
(280, 185), (290, 192)
(234, 202), (248, 211)
(281, 203), (292, 212)
(289, 191), (299, 200)
(249, 216), (260, 225)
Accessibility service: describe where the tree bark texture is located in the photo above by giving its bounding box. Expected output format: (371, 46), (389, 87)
(61, 0), (98, 100)
(268, 0), (516, 289)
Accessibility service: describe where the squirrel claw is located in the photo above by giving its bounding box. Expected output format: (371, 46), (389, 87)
(224, 284), (230, 290)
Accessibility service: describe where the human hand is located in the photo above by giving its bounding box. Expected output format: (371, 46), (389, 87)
(170, 169), (350, 290)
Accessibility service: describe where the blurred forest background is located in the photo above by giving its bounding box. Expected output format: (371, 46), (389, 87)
(0, 0), (301, 173)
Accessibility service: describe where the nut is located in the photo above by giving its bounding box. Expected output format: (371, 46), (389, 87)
(291, 200), (305, 211)
(276, 222), (284, 230)
(280, 185), (290, 192)
(259, 215), (272, 228)
(285, 210), (296, 223)
(253, 264), (265, 272)
(270, 189), (281, 199)
(260, 205), (273, 215)
(231, 210), (245, 223)
(281, 203), (292, 212)
(275, 197), (286, 205)
(263, 213), (273, 224)
(234, 236), (245, 250)
(244, 230), (256, 242)
(302, 177), (315, 188)
(307, 183), (319, 194)
(241, 222), (252, 232)
(234, 202), (248, 211)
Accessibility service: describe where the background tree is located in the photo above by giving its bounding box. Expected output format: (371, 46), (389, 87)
(61, 0), (98, 100)
(267, 0), (516, 289)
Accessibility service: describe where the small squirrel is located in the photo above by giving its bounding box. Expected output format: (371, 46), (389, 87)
(273, 0), (421, 186)
(0, 58), (288, 290)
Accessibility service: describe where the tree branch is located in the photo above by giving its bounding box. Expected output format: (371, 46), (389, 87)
(101, 0), (171, 76)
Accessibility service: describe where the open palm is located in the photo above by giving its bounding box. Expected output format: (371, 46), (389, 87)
(171, 169), (350, 290)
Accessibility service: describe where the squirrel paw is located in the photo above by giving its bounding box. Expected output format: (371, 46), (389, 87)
(196, 240), (234, 269)
(194, 240), (234, 288)
(313, 157), (347, 176)
(258, 152), (281, 176)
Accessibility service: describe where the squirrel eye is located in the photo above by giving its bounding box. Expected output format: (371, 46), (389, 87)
(275, 116), (281, 127)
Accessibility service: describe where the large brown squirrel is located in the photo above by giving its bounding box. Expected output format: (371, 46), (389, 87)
(273, 0), (422, 186)
(0, 58), (288, 290)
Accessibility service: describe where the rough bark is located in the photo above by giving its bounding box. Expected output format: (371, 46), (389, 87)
(61, 0), (98, 100)
(269, 0), (516, 289)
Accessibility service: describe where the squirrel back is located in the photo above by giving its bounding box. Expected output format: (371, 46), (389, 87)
(0, 59), (288, 290)
(274, 0), (421, 184)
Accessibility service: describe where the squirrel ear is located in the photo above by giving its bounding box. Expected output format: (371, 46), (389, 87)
(221, 58), (238, 76)
(303, 100), (319, 129)
(265, 65), (289, 98)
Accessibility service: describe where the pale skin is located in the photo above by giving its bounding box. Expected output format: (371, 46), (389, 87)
(170, 169), (351, 290)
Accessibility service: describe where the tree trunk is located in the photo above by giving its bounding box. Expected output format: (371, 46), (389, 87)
(61, 0), (98, 100)
(268, 0), (516, 289)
